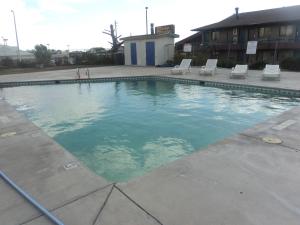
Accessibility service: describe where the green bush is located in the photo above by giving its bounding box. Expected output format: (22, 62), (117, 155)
(71, 52), (114, 65)
(17, 60), (36, 68)
(1, 57), (14, 68)
(173, 53), (209, 66)
(192, 54), (207, 66)
(101, 55), (114, 65)
(280, 57), (300, 71)
(249, 61), (266, 70)
(217, 59), (236, 68)
(85, 53), (99, 65)
(173, 53), (185, 65)
(33, 44), (52, 66)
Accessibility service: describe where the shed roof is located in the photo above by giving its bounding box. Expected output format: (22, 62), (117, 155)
(192, 5), (300, 31)
(121, 33), (179, 41)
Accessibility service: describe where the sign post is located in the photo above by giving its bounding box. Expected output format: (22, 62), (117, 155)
(246, 41), (258, 64)
(246, 41), (258, 55)
(183, 43), (192, 53)
(183, 43), (192, 58)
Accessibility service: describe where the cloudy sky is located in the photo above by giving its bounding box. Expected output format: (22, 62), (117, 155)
(0, 0), (299, 51)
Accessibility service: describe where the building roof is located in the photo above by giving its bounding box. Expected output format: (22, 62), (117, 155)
(0, 45), (34, 57)
(121, 33), (179, 41)
(175, 32), (202, 46)
(192, 5), (300, 31)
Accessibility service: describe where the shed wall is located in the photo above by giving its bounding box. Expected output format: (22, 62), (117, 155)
(124, 37), (175, 66)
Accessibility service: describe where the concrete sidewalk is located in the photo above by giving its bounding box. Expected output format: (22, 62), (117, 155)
(0, 66), (300, 91)
(0, 100), (160, 225)
(118, 107), (300, 225)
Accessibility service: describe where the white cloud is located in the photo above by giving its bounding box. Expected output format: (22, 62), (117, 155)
(37, 0), (78, 14)
(0, 0), (299, 50)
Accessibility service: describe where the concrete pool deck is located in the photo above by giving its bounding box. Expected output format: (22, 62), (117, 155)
(0, 66), (300, 91)
(1, 66), (300, 224)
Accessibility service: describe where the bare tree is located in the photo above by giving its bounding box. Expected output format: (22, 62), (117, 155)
(103, 22), (123, 52)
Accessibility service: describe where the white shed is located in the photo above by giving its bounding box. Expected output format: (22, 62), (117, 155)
(121, 33), (179, 66)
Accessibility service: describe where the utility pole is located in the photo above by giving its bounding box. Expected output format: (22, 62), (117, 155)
(114, 20), (118, 37)
(145, 7), (148, 35)
(11, 10), (21, 62)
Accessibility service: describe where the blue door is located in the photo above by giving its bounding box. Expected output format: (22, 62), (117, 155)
(146, 42), (155, 66)
(130, 43), (137, 65)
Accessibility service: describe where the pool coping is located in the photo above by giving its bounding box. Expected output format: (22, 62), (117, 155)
(1, 75), (300, 97)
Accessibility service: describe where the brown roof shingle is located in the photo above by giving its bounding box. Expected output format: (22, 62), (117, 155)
(192, 5), (300, 31)
(175, 32), (202, 46)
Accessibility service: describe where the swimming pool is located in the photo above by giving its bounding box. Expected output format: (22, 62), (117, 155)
(2, 80), (300, 182)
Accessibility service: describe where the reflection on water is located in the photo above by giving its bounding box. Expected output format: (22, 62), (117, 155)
(2, 81), (300, 182)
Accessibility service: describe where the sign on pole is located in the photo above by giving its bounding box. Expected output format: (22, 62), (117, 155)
(246, 41), (258, 54)
(183, 43), (192, 53)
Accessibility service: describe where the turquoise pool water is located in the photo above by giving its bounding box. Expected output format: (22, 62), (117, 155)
(2, 80), (300, 182)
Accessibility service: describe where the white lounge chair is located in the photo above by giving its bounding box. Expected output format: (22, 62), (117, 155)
(199, 59), (218, 75)
(230, 64), (248, 79)
(262, 64), (280, 80)
(171, 59), (192, 75)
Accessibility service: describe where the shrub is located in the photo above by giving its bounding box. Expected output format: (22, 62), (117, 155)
(1, 57), (14, 68)
(217, 59), (236, 68)
(33, 44), (52, 66)
(249, 61), (267, 70)
(173, 53), (185, 65)
(173, 52), (209, 66)
(85, 53), (99, 65)
(17, 60), (36, 68)
(192, 54), (207, 66)
(100, 55), (114, 65)
(280, 57), (300, 71)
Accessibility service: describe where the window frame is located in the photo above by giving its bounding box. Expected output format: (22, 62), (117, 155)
(259, 27), (272, 38)
(279, 25), (294, 37)
(212, 31), (220, 41)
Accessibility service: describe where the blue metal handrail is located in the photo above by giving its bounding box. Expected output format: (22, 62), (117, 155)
(0, 170), (65, 225)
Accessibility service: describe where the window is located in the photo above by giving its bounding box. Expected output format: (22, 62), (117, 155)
(212, 31), (220, 41)
(204, 32), (209, 42)
(259, 27), (272, 38)
(248, 29), (257, 40)
(280, 25), (294, 36)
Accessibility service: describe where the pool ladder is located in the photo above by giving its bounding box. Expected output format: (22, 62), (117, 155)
(76, 68), (90, 79)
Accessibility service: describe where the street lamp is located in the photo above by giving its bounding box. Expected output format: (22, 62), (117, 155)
(1, 37), (8, 56)
(145, 7), (148, 35)
(11, 10), (21, 62)
(1, 37), (8, 46)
